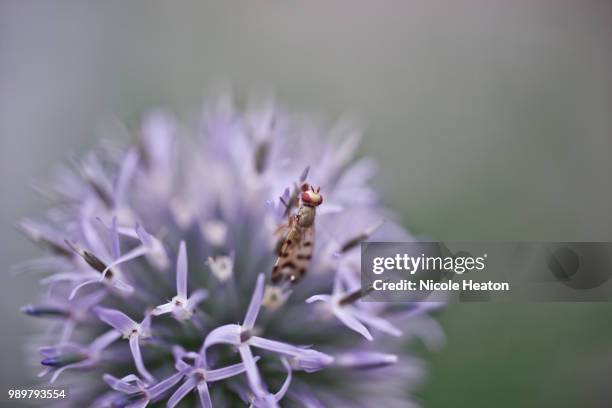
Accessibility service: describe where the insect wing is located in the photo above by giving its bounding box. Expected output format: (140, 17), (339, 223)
(272, 225), (314, 285)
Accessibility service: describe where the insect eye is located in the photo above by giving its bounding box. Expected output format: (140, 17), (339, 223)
(301, 191), (311, 202)
(301, 183), (310, 192)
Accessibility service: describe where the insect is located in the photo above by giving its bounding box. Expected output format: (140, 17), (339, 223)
(271, 182), (323, 286)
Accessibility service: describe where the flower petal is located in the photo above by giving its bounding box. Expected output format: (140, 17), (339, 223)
(202, 324), (241, 353)
(305, 294), (331, 304)
(208, 358), (258, 382)
(109, 217), (120, 260)
(248, 336), (333, 372)
(101, 245), (149, 279)
(167, 376), (197, 408)
(334, 308), (373, 341)
(49, 360), (92, 384)
(129, 335), (154, 383)
(243, 273), (265, 330)
(89, 329), (121, 352)
(239, 344), (266, 398)
(353, 309), (402, 337)
(68, 279), (99, 300)
(197, 382), (213, 408)
(176, 241), (188, 299)
(148, 371), (185, 400)
(335, 351), (398, 369)
(103, 373), (140, 394)
(275, 358), (292, 401)
(114, 148), (139, 206)
(152, 302), (174, 316)
(187, 289), (208, 309)
(94, 307), (137, 335)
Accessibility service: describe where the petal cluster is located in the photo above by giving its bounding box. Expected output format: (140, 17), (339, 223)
(18, 97), (442, 407)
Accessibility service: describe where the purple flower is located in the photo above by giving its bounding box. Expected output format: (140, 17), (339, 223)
(22, 289), (106, 343)
(203, 274), (333, 399)
(166, 346), (257, 408)
(65, 218), (136, 300)
(306, 272), (402, 341)
(152, 240), (208, 321)
(39, 330), (120, 383)
(94, 307), (154, 383)
(247, 358), (292, 408)
(18, 95), (442, 407)
(98, 371), (184, 408)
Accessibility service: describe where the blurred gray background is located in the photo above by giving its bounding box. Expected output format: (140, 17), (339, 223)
(2, 1), (612, 406)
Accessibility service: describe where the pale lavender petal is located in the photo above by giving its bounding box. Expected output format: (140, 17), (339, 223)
(135, 223), (153, 247)
(59, 320), (76, 344)
(101, 245), (149, 278)
(247, 336), (304, 356)
(243, 273), (265, 330)
(110, 277), (135, 295)
(140, 314), (152, 334)
(121, 374), (145, 385)
(94, 307), (137, 335)
(103, 373), (140, 394)
(208, 359), (257, 382)
(196, 382), (213, 408)
(49, 360), (92, 384)
(305, 294), (331, 304)
(167, 376), (197, 408)
(110, 217), (120, 260)
(68, 279), (99, 300)
(239, 344), (266, 398)
(148, 371), (185, 399)
(332, 270), (343, 295)
(335, 351), (398, 369)
(74, 289), (107, 310)
(39, 343), (82, 359)
(129, 335), (154, 383)
(175, 359), (192, 373)
(202, 324), (241, 353)
(176, 241), (187, 299)
(353, 309), (402, 337)
(290, 349), (334, 373)
(187, 289), (208, 309)
(275, 358), (292, 401)
(114, 148), (139, 205)
(334, 308), (373, 341)
(141, 112), (175, 168)
(89, 329), (121, 352)
(42, 272), (93, 285)
(248, 336), (333, 372)
(152, 302), (174, 316)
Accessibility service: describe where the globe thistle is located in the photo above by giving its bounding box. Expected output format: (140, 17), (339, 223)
(17, 96), (444, 407)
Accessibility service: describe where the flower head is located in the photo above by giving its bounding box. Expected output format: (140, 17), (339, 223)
(152, 240), (208, 321)
(18, 96), (441, 407)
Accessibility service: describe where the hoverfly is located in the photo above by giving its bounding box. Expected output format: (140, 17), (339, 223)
(271, 182), (323, 286)
(263, 180), (323, 309)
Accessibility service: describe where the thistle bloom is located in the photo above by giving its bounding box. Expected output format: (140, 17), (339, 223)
(18, 96), (443, 407)
(94, 306), (155, 383)
(152, 241), (208, 320)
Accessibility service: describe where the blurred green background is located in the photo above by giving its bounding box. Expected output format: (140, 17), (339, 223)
(2, 1), (612, 406)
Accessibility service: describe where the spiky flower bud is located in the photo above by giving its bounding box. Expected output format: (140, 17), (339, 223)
(17, 96), (443, 407)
